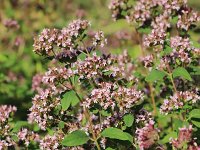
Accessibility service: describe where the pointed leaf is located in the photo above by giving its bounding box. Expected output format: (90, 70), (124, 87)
(145, 69), (166, 82)
(62, 130), (89, 146)
(172, 67), (192, 81)
(123, 114), (134, 127)
(101, 127), (133, 143)
(61, 90), (79, 110)
(191, 120), (200, 128)
(189, 109), (200, 119)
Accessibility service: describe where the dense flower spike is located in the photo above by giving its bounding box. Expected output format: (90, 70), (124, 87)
(127, 0), (157, 24)
(33, 28), (59, 55)
(42, 67), (74, 84)
(112, 50), (136, 80)
(28, 92), (62, 130)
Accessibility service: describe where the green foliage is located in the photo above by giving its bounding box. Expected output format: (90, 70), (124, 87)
(189, 109), (200, 119)
(62, 130), (89, 146)
(137, 27), (151, 34)
(106, 148), (115, 150)
(145, 69), (166, 82)
(160, 132), (177, 144)
(61, 90), (80, 110)
(123, 114), (134, 127)
(101, 127), (133, 143)
(172, 67), (192, 81)
(12, 121), (29, 132)
(188, 109), (200, 128)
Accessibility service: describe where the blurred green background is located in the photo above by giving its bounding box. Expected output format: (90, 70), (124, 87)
(0, 0), (199, 120)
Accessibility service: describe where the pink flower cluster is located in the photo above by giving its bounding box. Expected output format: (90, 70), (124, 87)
(33, 20), (90, 57)
(135, 111), (159, 150)
(0, 105), (17, 123)
(83, 82), (143, 113)
(112, 50), (135, 81)
(177, 8), (200, 31)
(75, 53), (114, 79)
(141, 54), (154, 68)
(3, 19), (19, 29)
(160, 90), (200, 114)
(33, 20), (107, 63)
(17, 128), (40, 146)
(39, 133), (64, 150)
(143, 15), (170, 47)
(28, 89), (62, 130)
(0, 105), (17, 150)
(93, 31), (107, 47)
(126, 0), (158, 24)
(109, 0), (129, 20)
(171, 125), (200, 149)
(170, 36), (199, 64)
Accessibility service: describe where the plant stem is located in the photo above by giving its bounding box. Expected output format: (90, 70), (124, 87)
(169, 73), (177, 93)
(166, 63), (177, 92)
(135, 31), (157, 115)
(84, 109), (101, 150)
(68, 78), (101, 150)
(149, 83), (156, 115)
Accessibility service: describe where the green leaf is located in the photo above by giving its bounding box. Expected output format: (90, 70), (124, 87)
(123, 114), (134, 127)
(191, 120), (200, 128)
(189, 109), (200, 119)
(160, 132), (177, 144)
(137, 27), (151, 34)
(171, 16), (178, 25)
(11, 135), (18, 142)
(33, 124), (40, 132)
(145, 69), (166, 82)
(189, 66), (200, 75)
(172, 67), (192, 81)
(61, 90), (80, 110)
(100, 110), (111, 117)
(161, 45), (173, 56)
(62, 130), (89, 146)
(12, 121), (29, 132)
(58, 121), (65, 129)
(101, 127), (133, 143)
(174, 120), (189, 131)
(192, 40), (200, 48)
(106, 148), (115, 150)
(0, 54), (8, 62)
(47, 128), (54, 136)
(103, 70), (113, 76)
(61, 96), (71, 111)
